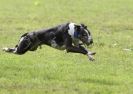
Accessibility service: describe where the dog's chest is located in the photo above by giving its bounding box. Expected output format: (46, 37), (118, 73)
(50, 39), (66, 50)
(50, 37), (80, 50)
(72, 38), (80, 46)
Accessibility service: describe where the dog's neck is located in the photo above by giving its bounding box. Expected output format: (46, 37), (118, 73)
(68, 23), (79, 39)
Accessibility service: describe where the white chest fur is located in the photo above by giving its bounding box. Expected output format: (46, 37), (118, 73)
(68, 23), (81, 46)
(68, 23), (75, 38)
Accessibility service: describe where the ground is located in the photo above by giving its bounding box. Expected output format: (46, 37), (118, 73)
(0, 0), (133, 94)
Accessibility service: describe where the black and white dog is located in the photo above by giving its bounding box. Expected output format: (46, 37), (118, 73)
(3, 23), (96, 61)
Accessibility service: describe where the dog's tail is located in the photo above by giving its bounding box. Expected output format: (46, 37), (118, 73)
(2, 47), (16, 53)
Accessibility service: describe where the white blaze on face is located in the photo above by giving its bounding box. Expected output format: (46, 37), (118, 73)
(68, 23), (75, 38)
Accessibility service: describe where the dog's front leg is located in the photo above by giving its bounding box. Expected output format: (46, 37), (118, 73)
(66, 45), (96, 61)
(66, 46), (88, 54)
(87, 52), (95, 61)
(79, 45), (96, 61)
(65, 37), (96, 61)
(65, 37), (88, 54)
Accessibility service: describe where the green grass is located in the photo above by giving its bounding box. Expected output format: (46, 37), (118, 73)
(0, 0), (133, 94)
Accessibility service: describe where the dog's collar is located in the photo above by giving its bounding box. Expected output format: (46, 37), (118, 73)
(74, 31), (79, 38)
(68, 23), (79, 38)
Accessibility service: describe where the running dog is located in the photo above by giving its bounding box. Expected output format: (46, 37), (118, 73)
(3, 23), (96, 61)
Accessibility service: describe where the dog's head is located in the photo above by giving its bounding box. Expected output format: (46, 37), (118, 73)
(68, 23), (93, 46)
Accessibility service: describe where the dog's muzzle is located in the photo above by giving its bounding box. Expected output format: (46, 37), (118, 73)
(81, 36), (93, 46)
(86, 39), (93, 46)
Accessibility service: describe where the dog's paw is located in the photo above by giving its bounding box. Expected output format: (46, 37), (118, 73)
(88, 55), (95, 61)
(88, 52), (96, 55)
(90, 52), (96, 55)
(2, 47), (9, 51)
(87, 52), (95, 61)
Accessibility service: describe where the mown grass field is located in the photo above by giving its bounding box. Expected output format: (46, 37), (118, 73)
(0, 0), (133, 94)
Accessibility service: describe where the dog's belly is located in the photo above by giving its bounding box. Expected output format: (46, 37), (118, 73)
(50, 40), (66, 50)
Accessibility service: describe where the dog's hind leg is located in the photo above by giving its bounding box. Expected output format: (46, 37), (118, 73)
(2, 47), (16, 53)
(13, 37), (32, 55)
(3, 35), (32, 55)
(2, 44), (28, 55)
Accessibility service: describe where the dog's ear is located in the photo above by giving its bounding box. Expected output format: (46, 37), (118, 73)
(81, 24), (87, 29)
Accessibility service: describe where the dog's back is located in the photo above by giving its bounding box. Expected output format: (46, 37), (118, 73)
(35, 23), (69, 48)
